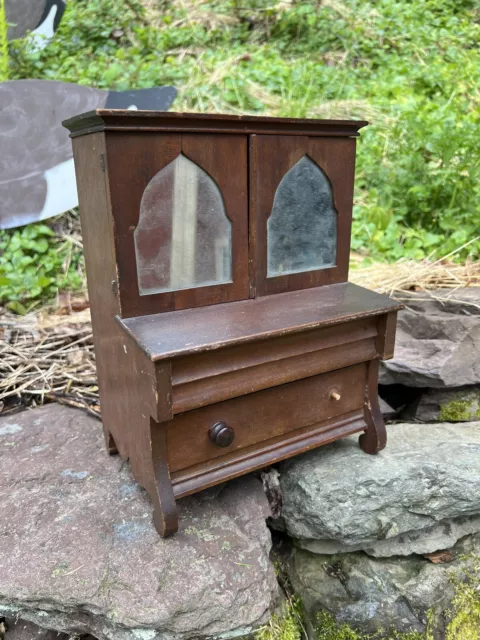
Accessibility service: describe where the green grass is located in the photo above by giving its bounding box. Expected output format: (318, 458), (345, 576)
(0, 0), (8, 80)
(1, 0), (480, 308)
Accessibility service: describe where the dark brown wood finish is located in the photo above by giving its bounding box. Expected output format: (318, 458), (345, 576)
(170, 319), (378, 413)
(171, 409), (366, 498)
(167, 363), (366, 473)
(64, 110), (368, 139)
(251, 135), (357, 296)
(106, 132), (249, 317)
(376, 311), (398, 360)
(118, 283), (401, 360)
(70, 131), (180, 535)
(65, 111), (400, 538)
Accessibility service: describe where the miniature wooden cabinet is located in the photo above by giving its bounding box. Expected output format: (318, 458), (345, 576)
(64, 111), (401, 537)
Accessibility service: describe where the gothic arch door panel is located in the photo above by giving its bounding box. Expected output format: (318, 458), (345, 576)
(107, 132), (249, 316)
(250, 135), (357, 297)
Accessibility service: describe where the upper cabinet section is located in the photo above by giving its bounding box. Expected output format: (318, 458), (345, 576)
(64, 112), (366, 317)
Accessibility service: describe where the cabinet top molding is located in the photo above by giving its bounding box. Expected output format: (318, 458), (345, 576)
(63, 110), (368, 139)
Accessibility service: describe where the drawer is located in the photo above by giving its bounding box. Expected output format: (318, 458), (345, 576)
(167, 362), (367, 473)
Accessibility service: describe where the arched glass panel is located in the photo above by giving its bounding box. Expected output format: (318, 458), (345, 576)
(267, 155), (337, 277)
(134, 154), (232, 295)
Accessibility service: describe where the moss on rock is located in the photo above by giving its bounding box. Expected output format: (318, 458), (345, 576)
(314, 611), (426, 640)
(439, 399), (477, 422)
(445, 559), (480, 640)
(258, 557), (480, 640)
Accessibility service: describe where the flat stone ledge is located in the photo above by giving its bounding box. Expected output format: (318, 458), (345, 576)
(380, 287), (480, 388)
(0, 404), (278, 640)
(266, 421), (480, 557)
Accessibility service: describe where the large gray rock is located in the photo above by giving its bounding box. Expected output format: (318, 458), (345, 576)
(411, 386), (480, 422)
(288, 532), (480, 637)
(380, 288), (480, 388)
(267, 422), (480, 557)
(0, 405), (278, 640)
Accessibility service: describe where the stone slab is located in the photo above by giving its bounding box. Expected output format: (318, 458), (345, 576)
(380, 288), (480, 388)
(0, 404), (278, 640)
(266, 421), (480, 557)
(4, 618), (70, 639)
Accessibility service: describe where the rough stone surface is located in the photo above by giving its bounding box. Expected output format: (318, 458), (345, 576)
(298, 515), (480, 558)
(4, 618), (69, 639)
(378, 397), (398, 420)
(412, 386), (480, 422)
(380, 288), (480, 388)
(288, 532), (480, 636)
(267, 421), (480, 557)
(0, 405), (278, 640)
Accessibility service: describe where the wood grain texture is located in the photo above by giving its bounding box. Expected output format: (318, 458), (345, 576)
(118, 283), (402, 361)
(171, 409), (366, 498)
(376, 311), (398, 360)
(167, 363), (367, 473)
(106, 132), (249, 317)
(359, 358), (387, 454)
(69, 114), (399, 538)
(71, 132), (178, 536)
(171, 319), (378, 412)
(64, 110), (368, 139)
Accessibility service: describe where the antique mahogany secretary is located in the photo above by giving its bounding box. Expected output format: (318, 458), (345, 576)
(64, 111), (401, 537)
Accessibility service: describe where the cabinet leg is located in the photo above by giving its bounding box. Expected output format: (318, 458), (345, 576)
(359, 359), (387, 455)
(148, 419), (179, 538)
(104, 426), (119, 456)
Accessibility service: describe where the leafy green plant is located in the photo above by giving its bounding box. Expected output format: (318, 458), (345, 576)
(0, 221), (84, 313)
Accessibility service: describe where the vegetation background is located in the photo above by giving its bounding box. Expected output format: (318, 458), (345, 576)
(0, 0), (479, 311)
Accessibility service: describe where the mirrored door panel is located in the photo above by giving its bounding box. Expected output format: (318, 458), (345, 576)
(250, 135), (356, 297)
(135, 153), (232, 295)
(107, 132), (249, 316)
(267, 154), (337, 277)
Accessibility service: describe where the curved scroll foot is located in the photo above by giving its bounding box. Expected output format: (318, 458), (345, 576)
(359, 360), (387, 455)
(153, 502), (179, 538)
(149, 419), (179, 538)
(104, 427), (119, 456)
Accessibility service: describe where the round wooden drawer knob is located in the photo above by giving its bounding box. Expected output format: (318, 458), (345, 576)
(330, 390), (341, 401)
(209, 422), (235, 448)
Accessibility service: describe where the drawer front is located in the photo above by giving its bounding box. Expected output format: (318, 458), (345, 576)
(171, 318), (378, 413)
(167, 362), (366, 473)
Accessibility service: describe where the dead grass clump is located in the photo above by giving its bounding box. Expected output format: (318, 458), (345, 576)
(0, 299), (98, 418)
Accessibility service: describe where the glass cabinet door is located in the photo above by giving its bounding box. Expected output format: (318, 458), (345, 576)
(250, 135), (357, 297)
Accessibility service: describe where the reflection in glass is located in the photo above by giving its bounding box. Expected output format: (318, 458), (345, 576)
(134, 154), (232, 295)
(267, 155), (337, 277)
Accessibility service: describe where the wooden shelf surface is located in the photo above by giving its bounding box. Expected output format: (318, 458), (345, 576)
(117, 283), (402, 362)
